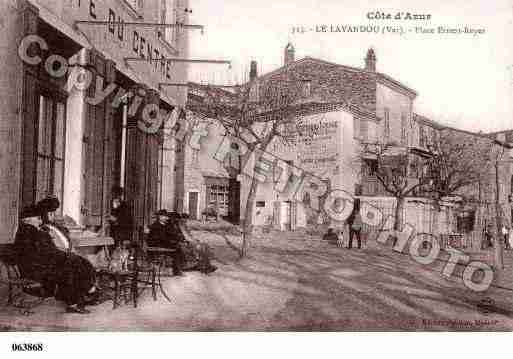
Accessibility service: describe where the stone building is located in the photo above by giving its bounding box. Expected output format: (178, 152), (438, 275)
(0, 0), (190, 244)
(182, 44), (430, 229)
(181, 43), (513, 238)
(236, 45), (428, 229)
(177, 82), (241, 222)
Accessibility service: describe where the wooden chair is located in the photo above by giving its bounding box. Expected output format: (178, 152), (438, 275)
(0, 244), (47, 315)
(95, 229), (158, 309)
(97, 267), (139, 309)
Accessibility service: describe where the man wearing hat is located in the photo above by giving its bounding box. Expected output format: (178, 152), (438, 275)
(147, 209), (186, 276)
(14, 196), (98, 314)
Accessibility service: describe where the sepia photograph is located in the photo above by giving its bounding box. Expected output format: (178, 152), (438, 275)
(0, 0), (513, 350)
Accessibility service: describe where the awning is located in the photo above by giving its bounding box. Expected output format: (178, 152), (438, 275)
(28, 0), (91, 49)
(29, 0), (180, 110)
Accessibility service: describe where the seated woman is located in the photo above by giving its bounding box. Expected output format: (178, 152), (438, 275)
(14, 197), (98, 314)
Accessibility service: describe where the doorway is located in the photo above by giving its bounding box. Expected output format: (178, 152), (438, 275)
(281, 201), (292, 231)
(188, 192), (199, 220)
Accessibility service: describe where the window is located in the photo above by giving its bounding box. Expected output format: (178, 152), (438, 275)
(384, 108), (390, 139)
(401, 113), (407, 144)
(360, 119), (368, 140)
(426, 127), (433, 147)
(192, 148), (200, 167)
(158, 0), (176, 46)
(301, 80), (311, 98)
(36, 95), (66, 212)
(256, 201), (266, 208)
(457, 210), (476, 233)
(206, 182), (229, 215)
(249, 83), (260, 102)
(363, 159), (378, 176)
(419, 125), (426, 147)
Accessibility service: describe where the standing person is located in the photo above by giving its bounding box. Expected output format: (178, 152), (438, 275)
(348, 199), (363, 249)
(482, 223), (493, 249)
(509, 225), (513, 251)
(503, 225), (511, 250)
(108, 186), (134, 250)
(327, 197), (349, 248)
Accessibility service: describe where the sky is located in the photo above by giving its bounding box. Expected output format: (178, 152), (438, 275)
(186, 0), (513, 133)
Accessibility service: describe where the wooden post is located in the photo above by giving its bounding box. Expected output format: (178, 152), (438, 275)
(494, 150), (504, 270)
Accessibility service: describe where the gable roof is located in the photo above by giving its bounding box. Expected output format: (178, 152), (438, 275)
(251, 56), (417, 98)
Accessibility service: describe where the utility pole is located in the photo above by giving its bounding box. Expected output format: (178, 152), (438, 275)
(494, 145), (506, 271)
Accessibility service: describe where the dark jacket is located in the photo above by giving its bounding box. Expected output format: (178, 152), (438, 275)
(147, 220), (185, 249)
(111, 200), (134, 242)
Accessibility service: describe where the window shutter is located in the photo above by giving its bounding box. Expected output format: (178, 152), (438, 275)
(145, 134), (160, 222)
(360, 119), (368, 141)
(21, 72), (38, 208)
(83, 52), (107, 227)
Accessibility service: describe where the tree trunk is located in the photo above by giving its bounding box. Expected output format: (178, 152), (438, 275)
(239, 139), (273, 258)
(240, 174), (259, 258)
(394, 196), (405, 232)
(391, 196), (405, 248)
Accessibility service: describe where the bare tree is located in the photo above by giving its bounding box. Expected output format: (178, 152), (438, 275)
(426, 131), (493, 205)
(201, 78), (304, 257)
(361, 141), (428, 236)
(425, 130), (494, 237)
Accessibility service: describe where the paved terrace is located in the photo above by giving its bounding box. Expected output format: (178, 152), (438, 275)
(1, 229), (513, 331)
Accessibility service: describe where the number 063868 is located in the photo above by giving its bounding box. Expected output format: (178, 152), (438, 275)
(11, 343), (44, 352)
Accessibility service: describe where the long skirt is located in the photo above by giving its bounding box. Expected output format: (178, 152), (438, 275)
(55, 253), (96, 306)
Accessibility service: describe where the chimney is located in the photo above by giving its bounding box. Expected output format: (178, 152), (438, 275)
(284, 43), (295, 66)
(250, 60), (257, 81)
(365, 48), (376, 72)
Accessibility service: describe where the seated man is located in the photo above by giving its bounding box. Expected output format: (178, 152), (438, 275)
(147, 210), (186, 276)
(169, 212), (217, 275)
(14, 197), (98, 314)
(147, 210), (217, 275)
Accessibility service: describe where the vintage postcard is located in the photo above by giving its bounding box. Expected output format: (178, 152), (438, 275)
(1, 0), (513, 347)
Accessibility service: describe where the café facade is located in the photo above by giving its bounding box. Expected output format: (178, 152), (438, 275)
(0, 0), (191, 244)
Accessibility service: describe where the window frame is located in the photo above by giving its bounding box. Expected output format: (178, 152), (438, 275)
(156, 0), (178, 51)
(384, 108), (390, 139)
(34, 89), (67, 211)
(206, 180), (229, 215)
(301, 80), (312, 98)
(419, 125), (426, 147)
(401, 113), (407, 144)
